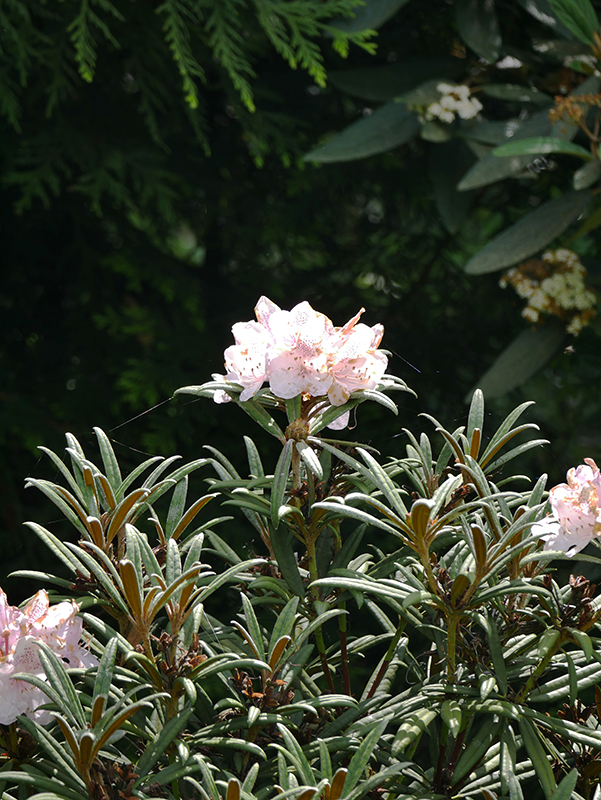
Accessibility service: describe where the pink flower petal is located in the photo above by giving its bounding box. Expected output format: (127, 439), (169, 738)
(327, 410), (350, 430)
(535, 459), (601, 556)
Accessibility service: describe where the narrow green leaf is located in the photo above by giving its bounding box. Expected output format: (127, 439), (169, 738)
(270, 523), (305, 598)
(198, 558), (266, 603)
(271, 440), (294, 528)
(519, 717), (556, 799)
(494, 136), (594, 159)
(18, 716), (86, 793)
(484, 84), (552, 104)
(568, 627), (593, 662)
(134, 708), (193, 783)
(296, 441), (323, 479)
(456, 0), (502, 63)
(359, 389), (399, 414)
(454, 715), (503, 782)
(550, 768), (578, 800)
(25, 522), (87, 575)
(304, 102), (419, 163)
(328, 57), (465, 102)
(430, 140), (476, 233)
(566, 652), (578, 704)
(195, 756), (220, 799)
(142, 455), (182, 488)
(9, 570), (74, 589)
(285, 396), (302, 423)
(573, 158), (601, 190)
(499, 725), (518, 795)
(269, 596), (300, 654)
(465, 190), (594, 274)
(241, 592), (267, 663)
(547, 0), (599, 43)
(81, 614), (135, 659)
(472, 327), (564, 399)
(480, 439), (549, 472)
(290, 609), (346, 652)
(357, 448), (408, 518)
(117, 455), (164, 498)
(343, 719), (388, 792)
(163, 458), (211, 488)
(91, 637), (118, 716)
(479, 614), (507, 695)
(467, 389), (485, 441)
(165, 476), (188, 538)
(480, 401), (535, 463)
(275, 723), (315, 785)
(508, 763), (525, 800)
(523, 704), (601, 748)
(65, 542), (128, 613)
(391, 709), (438, 756)
(236, 399), (286, 442)
(244, 436), (265, 478)
(458, 151), (535, 191)
(94, 428), (122, 491)
(329, 0), (411, 33)
(37, 447), (85, 504)
(441, 700), (463, 739)
(313, 500), (403, 538)
(165, 537), (182, 595)
(0, 769), (88, 800)
(94, 689), (162, 738)
(25, 481), (89, 537)
(40, 643), (88, 726)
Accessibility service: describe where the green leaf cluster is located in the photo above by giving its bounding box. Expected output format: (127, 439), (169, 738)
(6, 383), (601, 799)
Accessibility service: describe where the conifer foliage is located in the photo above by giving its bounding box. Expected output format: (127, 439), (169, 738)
(0, 0), (373, 215)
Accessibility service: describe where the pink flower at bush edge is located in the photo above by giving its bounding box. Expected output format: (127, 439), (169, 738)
(533, 458), (601, 556)
(0, 589), (96, 725)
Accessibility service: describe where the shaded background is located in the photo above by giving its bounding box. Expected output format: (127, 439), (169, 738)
(2, 0), (601, 591)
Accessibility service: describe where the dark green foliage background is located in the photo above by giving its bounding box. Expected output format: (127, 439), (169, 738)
(2, 0), (600, 588)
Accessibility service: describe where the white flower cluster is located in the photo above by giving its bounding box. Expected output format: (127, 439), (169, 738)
(499, 248), (597, 335)
(423, 83), (483, 124)
(562, 53), (598, 70)
(0, 589), (96, 725)
(533, 458), (601, 556)
(213, 297), (388, 430)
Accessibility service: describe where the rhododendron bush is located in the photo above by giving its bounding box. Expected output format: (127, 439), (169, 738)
(4, 300), (601, 800)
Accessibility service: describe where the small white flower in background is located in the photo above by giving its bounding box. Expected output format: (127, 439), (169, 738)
(499, 248), (597, 335)
(214, 297), (388, 429)
(562, 54), (598, 70)
(0, 589), (96, 725)
(533, 459), (601, 556)
(421, 83), (482, 124)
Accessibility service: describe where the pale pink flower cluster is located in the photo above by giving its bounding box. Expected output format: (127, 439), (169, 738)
(533, 458), (601, 556)
(0, 589), (97, 725)
(214, 297), (388, 429)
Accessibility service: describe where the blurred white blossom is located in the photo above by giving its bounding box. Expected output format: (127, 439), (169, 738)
(499, 248), (597, 335)
(419, 83), (482, 124)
